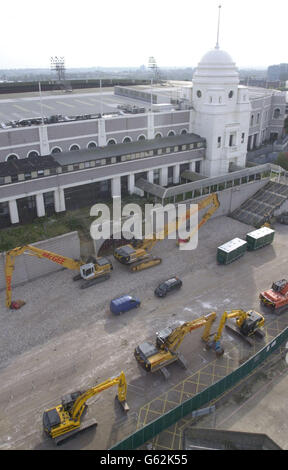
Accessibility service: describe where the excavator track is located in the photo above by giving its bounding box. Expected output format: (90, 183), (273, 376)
(54, 418), (98, 445)
(80, 274), (111, 289)
(129, 257), (162, 272)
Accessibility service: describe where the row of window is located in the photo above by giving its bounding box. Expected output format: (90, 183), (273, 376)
(216, 133), (245, 149)
(4, 129), (189, 161)
(250, 108), (282, 127)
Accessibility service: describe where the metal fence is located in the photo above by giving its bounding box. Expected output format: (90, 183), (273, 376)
(110, 326), (288, 450)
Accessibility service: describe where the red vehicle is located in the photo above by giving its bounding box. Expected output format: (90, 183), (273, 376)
(260, 279), (288, 312)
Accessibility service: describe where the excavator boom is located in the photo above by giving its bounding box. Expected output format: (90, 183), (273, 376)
(5, 244), (112, 309)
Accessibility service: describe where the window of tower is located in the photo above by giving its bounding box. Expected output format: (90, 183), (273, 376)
(196, 90), (202, 98)
(228, 90), (234, 99)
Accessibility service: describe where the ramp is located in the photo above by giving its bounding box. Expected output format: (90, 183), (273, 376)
(231, 181), (288, 227)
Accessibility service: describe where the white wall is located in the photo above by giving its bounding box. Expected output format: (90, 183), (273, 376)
(0, 231), (80, 291)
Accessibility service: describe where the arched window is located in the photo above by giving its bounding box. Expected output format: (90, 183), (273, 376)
(155, 132), (162, 139)
(181, 129), (188, 135)
(6, 154), (19, 161)
(167, 130), (175, 137)
(27, 150), (39, 158)
(137, 134), (146, 141)
(87, 141), (97, 149)
(69, 144), (80, 151)
(250, 114), (254, 127)
(107, 138), (116, 145)
(51, 147), (62, 154)
(122, 136), (132, 144)
(273, 108), (281, 119)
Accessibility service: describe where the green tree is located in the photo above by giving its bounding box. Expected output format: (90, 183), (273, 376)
(277, 152), (288, 170)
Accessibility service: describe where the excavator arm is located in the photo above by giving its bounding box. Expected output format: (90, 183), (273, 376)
(178, 192), (220, 243)
(136, 193), (220, 252)
(162, 312), (217, 352)
(71, 371), (128, 420)
(213, 309), (248, 343)
(5, 245), (83, 308)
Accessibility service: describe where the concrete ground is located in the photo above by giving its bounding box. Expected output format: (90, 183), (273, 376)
(0, 216), (287, 450)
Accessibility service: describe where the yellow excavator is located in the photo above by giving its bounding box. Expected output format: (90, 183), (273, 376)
(205, 309), (265, 356)
(113, 193), (220, 272)
(5, 245), (113, 309)
(134, 312), (217, 378)
(43, 371), (129, 445)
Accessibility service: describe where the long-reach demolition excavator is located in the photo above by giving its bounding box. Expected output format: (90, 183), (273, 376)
(43, 371), (129, 445)
(205, 309), (265, 356)
(113, 193), (220, 272)
(177, 192), (220, 246)
(134, 312), (217, 378)
(5, 245), (113, 309)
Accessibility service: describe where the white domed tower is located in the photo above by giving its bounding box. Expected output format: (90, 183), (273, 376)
(192, 45), (251, 177)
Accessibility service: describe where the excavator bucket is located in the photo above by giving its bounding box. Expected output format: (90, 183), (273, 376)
(10, 300), (26, 310)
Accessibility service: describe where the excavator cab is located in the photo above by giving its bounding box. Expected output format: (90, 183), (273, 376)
(272, 279), (288, 294)
(156, 321), (185, 349)
(80, 257), (113, 280)
(238, 310), (264, 336)
(80, 263), (96, 280)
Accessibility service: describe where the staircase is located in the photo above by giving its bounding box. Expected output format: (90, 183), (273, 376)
(231, 181), (288, 227)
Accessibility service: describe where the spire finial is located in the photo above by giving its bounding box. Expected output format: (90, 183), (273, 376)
(216, 4), (222, 49)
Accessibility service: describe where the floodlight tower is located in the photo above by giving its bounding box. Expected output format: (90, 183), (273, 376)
(50, 56), (66, 82)
(148, 56), (160, 83)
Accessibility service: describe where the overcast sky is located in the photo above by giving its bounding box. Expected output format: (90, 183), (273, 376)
(1, 0), (287, 69)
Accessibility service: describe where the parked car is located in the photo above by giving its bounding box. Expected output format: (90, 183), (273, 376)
(154, 277), (183, 298)
(110, 295), (141, 315)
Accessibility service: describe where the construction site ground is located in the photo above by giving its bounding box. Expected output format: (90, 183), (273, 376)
(0, 215), (287, 450)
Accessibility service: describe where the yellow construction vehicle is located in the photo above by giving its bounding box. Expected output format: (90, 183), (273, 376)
(205, 309), (265, 356)
(113, 193), (220, 272)
(43, 371), (129, 444)
(134, 312), (217, 378)
(5, 245), (113, 309)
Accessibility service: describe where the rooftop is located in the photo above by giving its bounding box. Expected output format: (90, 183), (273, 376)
(53, 133), (206, 166)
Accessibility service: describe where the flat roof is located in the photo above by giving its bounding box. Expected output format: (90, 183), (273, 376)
(246, 226), (275, 239)
(218, 238), (247, 253)
(53, 133), (206, 165)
